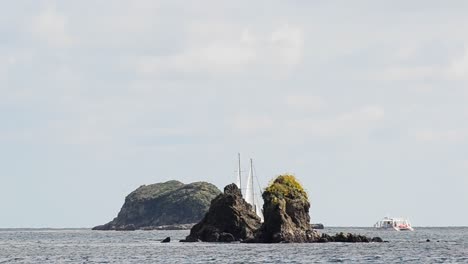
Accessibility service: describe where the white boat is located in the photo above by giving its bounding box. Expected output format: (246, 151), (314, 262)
(374, 217), (414, 231)
(235, 153), (264, 222)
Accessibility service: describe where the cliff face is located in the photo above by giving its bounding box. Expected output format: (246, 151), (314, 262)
(254, 175), (320, 243)
(93, 180), (221, 230)
(183, 184), (262, 242)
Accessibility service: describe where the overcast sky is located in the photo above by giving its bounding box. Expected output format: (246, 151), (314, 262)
(1, 1), (468, 227)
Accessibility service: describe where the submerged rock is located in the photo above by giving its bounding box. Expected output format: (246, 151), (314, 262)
(92, 180), (221, 230)
(184, 184), (262, 242)
(254, 175), (320, 243)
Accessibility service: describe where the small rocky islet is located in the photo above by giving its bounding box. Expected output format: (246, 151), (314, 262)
(183, 175), (383, 243)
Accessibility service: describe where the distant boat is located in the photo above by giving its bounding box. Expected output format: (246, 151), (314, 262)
(374, 217), (414, 231)
(236, 153), (264, 222)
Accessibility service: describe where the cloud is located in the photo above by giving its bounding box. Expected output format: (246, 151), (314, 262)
(132, 24), (304, 76)
(285, 105), (385, 138)
(0, 54), (15, 81)
(30, 3), (73, 47)
(135, 39), (256, 75)
(447, 46), (468, 80)
(340, 105), (385, 123)
(370, 66), (440, 81)
(414, 129), (467, 143)
(229, 104), (385, 142)
(270, 24), (304, 68)
(285, 95), (325, 112)
(232, 114), (274, 136)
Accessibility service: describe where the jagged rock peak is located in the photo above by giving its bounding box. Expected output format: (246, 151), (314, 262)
(182, 183), (262, 242)
(224, 182), (242, 196)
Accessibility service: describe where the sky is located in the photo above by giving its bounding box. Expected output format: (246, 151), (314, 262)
(1, 1), (468, 227)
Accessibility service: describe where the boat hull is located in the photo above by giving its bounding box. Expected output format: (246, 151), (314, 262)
(374, 217), (414, 231)
(375, 226), (414, 231)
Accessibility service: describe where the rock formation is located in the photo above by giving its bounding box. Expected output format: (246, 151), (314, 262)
(93, 180), (221, 230)
(317, 232), (383, 243)
(182, 183), (262, 242)
(177, 174), (382, 244)
(311, 223), (324, 229)
(253, 175), (320, 243)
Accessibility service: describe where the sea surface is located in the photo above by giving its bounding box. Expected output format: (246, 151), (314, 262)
(0, 227), (467, 263)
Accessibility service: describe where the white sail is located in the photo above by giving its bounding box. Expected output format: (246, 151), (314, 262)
(239, 156), (264, 222)
(245, 158), (255, 208)
(255, 204), (264, 222)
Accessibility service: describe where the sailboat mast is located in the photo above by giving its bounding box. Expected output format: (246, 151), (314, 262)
(237, 153), (242, 194)
(250, 158), (255, 212)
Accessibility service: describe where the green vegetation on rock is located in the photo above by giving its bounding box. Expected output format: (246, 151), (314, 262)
(128, 180), (185, 201)
(255, 174), (318, 243)
(264, 174), (308, 203)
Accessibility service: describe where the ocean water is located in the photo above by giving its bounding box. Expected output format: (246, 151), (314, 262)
(0, 227), (467, 263)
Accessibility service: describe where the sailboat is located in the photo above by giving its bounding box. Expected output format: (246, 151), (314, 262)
(236, 154), (264, 222)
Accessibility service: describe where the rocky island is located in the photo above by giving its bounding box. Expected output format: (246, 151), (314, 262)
(93, 180), (221, 231)
(183, 174), (382, 243)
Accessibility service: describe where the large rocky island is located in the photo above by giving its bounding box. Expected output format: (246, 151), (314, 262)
(93, 180), (221, 231)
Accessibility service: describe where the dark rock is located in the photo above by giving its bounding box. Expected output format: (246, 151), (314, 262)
(317, 233), (332, 243)
(205, 229), (220, 242)
(141, 223), (195, 231)
(317, 232), (377, 243)
(184, 183), (262, 242)
(218, 232), (235, 243)
(115, 224), (136, 231)
(317, 237), (328, 243)
(333, 232), (348, 242)
(311, 223), (324, 229)
(254, 175), (320, 243)
(93, 181), (221, 230)
(161, 237), (170, 243)
(92, 223), (114, 231)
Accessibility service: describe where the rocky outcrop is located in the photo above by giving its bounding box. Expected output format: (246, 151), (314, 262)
(183, 184), (262, 242)
(93, 180), (221, 230)
(253, 175), (320, 243)
(140, 223), (195, 231)
(317, 232), (382, 243)
(311, 223), (324, 229)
